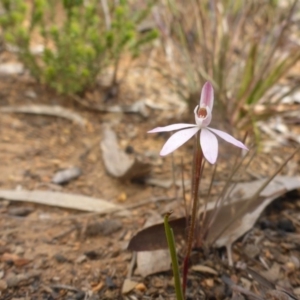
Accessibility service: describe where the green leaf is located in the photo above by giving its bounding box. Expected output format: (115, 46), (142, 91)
(237, 43), (257, 99)
(164, 213), (184, 300)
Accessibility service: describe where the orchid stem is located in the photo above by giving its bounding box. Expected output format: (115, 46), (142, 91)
(182, 133), (203, 295)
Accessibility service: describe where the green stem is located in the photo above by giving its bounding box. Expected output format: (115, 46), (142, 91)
(164, 213), (184, 300)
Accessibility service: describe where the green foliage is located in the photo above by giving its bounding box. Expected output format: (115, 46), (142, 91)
(164, 213), (184, 300)
(0, 0), (158, 95)
(160, 0), (300, 132)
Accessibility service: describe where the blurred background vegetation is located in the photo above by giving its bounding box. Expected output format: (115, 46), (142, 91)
(0, 0), (299, 137)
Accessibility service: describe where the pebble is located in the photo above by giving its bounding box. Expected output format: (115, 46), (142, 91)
(8, 207), (34, 217)
(277, 218), (296, 232)
(52, 167), (82, 184)
(53, 253), (70, 263)
(105, 276), (116, 289)
(85, 220), (122, 237)
(135, 282), (146, 292)
(24, 90), (37, 99)
(76, 255), (87, 264)
(0, 279), (7, 291)
(0, 63), (24, 75)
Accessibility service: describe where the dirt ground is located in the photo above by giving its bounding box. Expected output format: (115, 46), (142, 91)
(1, 46), (300, 300)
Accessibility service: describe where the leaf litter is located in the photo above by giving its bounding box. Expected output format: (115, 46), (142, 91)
(128, 175), (300, 252)
(1, 35), (300, 300)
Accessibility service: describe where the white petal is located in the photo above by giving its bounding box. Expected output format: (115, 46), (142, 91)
(207, 128), (248, 150)
(160, 127), (200, 156)
(148, 123), (196, 133)
(200, 129), (218, 164)
(200, 82), (214, 111)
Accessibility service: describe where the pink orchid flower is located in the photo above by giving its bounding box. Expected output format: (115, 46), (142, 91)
(148, 82), (248, 164)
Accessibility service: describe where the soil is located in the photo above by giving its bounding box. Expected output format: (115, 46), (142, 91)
(1, 48), (300, 300)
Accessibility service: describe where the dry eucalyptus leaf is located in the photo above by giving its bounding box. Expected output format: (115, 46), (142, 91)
(127, 217), (186, 251)
(121, 279), (138, 294)
(136, 214), (171, 277)
(191, 265), (218, 275)
(101, 126), (151, 180)
(207, 176), (300, 248)
(128, 176), (300, 252)
(0, 190), (123, 213)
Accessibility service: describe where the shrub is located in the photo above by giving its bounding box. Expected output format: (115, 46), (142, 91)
(0, 0), (158, 94)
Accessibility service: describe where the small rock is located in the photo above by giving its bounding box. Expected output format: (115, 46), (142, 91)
(260, 219), (276, 230)
(244, 244), (260, 259)
(277, 218), (296, 232)
(73, 291), (85, 300)
(285, 261), (296, 272)
(8, 207), (34, 217)
(85, 220), (122, 237)
(84, 250), (101, 260)
(0, 279), (7, 291)
(290, 256), (300, 269)
(135, 283), (146, 292)
(122, 279), (138, 294)
(87, 295), (100, 300)
(6, 270), (41, 287)
(106, 276), (116, 289)
(52, 167), (81, 184)
(76, 255), (87, 264)
(294, 287), (300, 296)
(13, 246), (25, 255)
(25, 90), (37, 99)
(0, 63), (24, 75)
(53, 253), (70, 263)
(125, 145), (134, 154)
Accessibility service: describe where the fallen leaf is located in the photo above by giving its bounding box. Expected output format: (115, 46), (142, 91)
(260, 263), (281, 283)
(136, 214), (171, 277)
(128, 176), (300, 252)
(127, 217), (186, 251)
(122, 279), (138, 294)
(92, 281), (104, 292)
(0, 190), (124, 214)
(101, 125), (151, 180)
(207, 176), (300, 248)
(191, 265), (218, 275)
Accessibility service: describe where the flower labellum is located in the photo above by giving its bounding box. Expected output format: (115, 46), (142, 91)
(148, 82), (248, 164)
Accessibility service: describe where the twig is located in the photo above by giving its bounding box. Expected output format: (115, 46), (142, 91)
(100, 0), (111, 30)
(0, 105), (87, 127)
(127, 252), (137, 278)
(52, 225), (78, 240)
